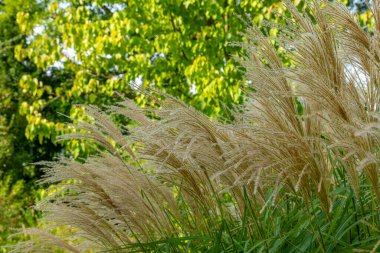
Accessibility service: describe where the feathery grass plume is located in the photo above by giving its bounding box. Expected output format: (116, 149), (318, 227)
(11, 0), (380, 252)
(232, 3), (334, 211)
(234, 0), (380, 209)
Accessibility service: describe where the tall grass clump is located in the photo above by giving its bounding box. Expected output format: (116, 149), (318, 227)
(10, 0), (380, 252)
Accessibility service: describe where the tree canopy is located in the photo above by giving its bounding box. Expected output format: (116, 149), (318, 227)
(15, 0), (292, 152)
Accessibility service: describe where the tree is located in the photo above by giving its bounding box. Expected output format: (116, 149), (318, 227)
(16, 0), (371, 157)
(0, 0), (68, 247)
(14, 0), (295, 155)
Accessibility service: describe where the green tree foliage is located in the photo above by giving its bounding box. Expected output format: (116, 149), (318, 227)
(14, 0), (294, 154)
(15, 0), (369, 154)
(0, 0), (66, 247)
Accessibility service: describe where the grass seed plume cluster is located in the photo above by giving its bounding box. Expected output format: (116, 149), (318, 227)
(12, 0), (380, 252)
